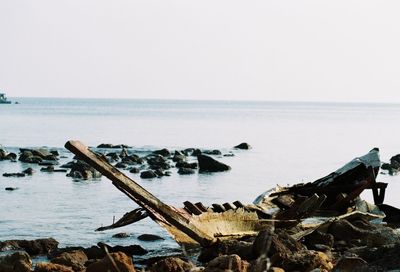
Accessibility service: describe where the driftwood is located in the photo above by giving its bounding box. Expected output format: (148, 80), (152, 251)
(96, 208), (148, 231)
(65, 140), (281, 246)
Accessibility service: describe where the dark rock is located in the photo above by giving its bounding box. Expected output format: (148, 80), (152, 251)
(3, 172), (25, 177)
(120, 148), (129, 158)
(197, 154), (231, 172)
(106, 152), (120, 162)
(50, 250), (88, 272)
(86, 252), (136, 272)
(153, 148), (171, 157)
(199, 239), (254, 263)
(177, 168), (195, 175)
(50, 150), (60, 156)
(140, 170), (157, 179)
(5, 187), (19, 191)
(98, 242), (148, 256)
(348, 242), (400, 270)
(129, 167), (140, 174)
(22, 168), (34, 175)
(0, 251), (32, 272)
(122, 155), (143, 165)
(192, 149), (202, 156)
(19, 151), (43, 164)
(175, 161), (197, 169)
(147, 155), (170, 170)
(41, 166), (55, 172)
(154, 169), (165, 177)
(83, 246), (105, 260)
(151, 257), (194, 272)
(115, 162), (128, 169)
(5, 152), (17, 161)
(203, 149), (222, 155)
(333, 256), (371, 272)
(0, 149), (7, 160)
(0, 238), (59, 256)
(60, 162), (75, 169)
(39, 161), (58, 166)
(34, 262), (74, 272)
(172, 151), (186, 163)
(97, 143), (129, 149)
(113, 233), (130, 239)
(67, 160), (102, 179)
(224, 153), (235, 157)
(234, 143), (251, 150)
(204, 254), (249, 272)
(271, 250), (333, 272)
(137, 234), (164, 241)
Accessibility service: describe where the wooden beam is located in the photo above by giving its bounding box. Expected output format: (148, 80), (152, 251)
(65, 140), (216, 246)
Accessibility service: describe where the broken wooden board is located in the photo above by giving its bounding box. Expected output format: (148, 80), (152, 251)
(96, 208), (148, 231)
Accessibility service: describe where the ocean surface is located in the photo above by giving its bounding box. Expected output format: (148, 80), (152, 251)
(1, 97), (400, 257)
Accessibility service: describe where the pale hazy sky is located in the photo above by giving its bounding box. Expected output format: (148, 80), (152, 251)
(1, 1), (400, 102)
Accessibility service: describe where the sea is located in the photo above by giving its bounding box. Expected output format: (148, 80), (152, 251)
(1, 97), (400, 258)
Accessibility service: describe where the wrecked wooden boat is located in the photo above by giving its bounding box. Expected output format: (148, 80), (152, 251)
(65, 141), (390, 247)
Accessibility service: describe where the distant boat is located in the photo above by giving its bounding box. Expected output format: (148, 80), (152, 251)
(0, 93), (12, 104)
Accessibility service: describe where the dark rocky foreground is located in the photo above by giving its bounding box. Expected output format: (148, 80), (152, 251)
(2, 215), (400, 272)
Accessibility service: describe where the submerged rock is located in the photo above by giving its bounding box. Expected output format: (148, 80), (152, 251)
(137, 234), (164, 241)
(177, 168), (195, 175)
(197, 154), (231, 172)
(113, 233), (131, 239)
(2, 172), (25, 177)
(66, 160), (102, 180)
(22, 167), (34, 175)
(5, 187), (18, 191)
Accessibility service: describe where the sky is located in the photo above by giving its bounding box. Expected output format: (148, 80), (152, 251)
(1, 1), (400, 102)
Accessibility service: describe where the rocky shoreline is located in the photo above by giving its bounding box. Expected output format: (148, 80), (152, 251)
(2, 143), (400, 271)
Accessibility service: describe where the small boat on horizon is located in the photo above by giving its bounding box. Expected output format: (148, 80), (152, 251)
(0, 93), (12, 104)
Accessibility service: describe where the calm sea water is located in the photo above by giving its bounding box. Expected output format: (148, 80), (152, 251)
(1, 98), (400, 256)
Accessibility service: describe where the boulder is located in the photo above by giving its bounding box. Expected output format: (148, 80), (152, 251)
(0, 238), (59, 256)
(204, 254), (249, 272)
(22, 168), (34, 175)
(234, 143), (251, 150)
(0, 251), (32, 272)
(151, 257), (194, 272)
(172, 151), (186, 163)
(115, 162), (128, 169)
(175, 161), (197, 169)
(98, 242), (148, 256)
(197, 155), (230, 172)
(113, 233), (131, 239)
(153, 148), (171, 157)
(0, 148), (7, 160)
(137, 234), (164, 242)
(41, 166), (55, 172)
(5, 152), (17, 161)
(140, 170), (157, 179)
(86, 252), (136, 272)
(34, 262), (74, 272)
(129, 167), (140, 174)
(203, 150), (222, 155)
(122, 155), (143, 165)
(199, 240), (254, 263)
(271, 250), (333, 272)
(19, 151), (43, 164)
(50, 250), (88, 271)
(97, 143), (128, 149)
(67, 160), (102, 179)
(147, 155), (170, 170)
(177, 168), (195, 175)
(192, 149), (202, 156)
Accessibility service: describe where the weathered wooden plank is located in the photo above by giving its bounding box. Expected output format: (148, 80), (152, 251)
(65, 140), (216, 246)
(211, 204), (226, 213)
(194, 202), (208, 212)
(223, 202), (236, 211)
(183, 201), (203, 215)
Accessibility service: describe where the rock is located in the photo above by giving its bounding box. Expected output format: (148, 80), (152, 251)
(175, 161), (197, 169)
(271, 250), (333, 272)
(120, 148), (129, 158)
(197, 155), (230, 172)
(151, 257), (194, 272)
(129, 167), (140, 174)
(0, 251), (32, 272)
(0, 148), (7, 160)
(67, 160), (102, 179)
(333, 256), (371, 272)
(234, 143), (251, 150)
(147, 155), (170, 170)
(51, 250), (88, 272)
(113, 233), (131, 239)
(41, 166), (55, 172)
(192, 149), (202, 156)
(98, 242), (148, 256)
(204, 254), (249, 272)
(83, 246), (105, 260)
(34, 262), (74, 272)
(122, 155), (143, 165)
(137, 234), (164, 241)
(140, 170), (157, 179)
(5, 152), (17, 161)
(172, 151), (186, 163)
(39, 161), (58, 166)
(22, 168), (34, 175)
(115, 162), (128, 169)
(177, 168), (195, 175)
(50, 150), (60, 156)
(3, 172), (25, 177)
(203, 150), (222, 155)
(153, 148), (171, 157)
(5, 187), (18, 191)
(0, 238), (59, 256)
(199, 240), (254, 263)
(19, 151), (43, 163)
(223, 153), (235, 157)
(97, 143), (128, 149)
(86, 252), (136, 272)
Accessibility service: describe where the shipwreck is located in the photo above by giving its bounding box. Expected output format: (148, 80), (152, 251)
(65, 141), (396, 248)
